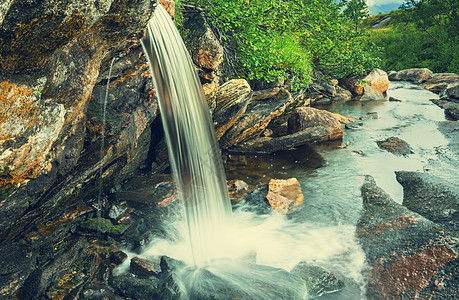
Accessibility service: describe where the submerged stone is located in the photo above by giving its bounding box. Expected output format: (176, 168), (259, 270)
(229, 126), (331, 154)
(227, 179), (252, 203)
(290, 261), (345, 297)
(177, 263), (306, 300)
(376, 137), (413, 156)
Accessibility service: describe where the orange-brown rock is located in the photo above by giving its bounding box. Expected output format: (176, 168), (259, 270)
(288, 107), (343, 142)
(330, 112), (356, 124)
(358, 176), (458, 299)
(183, 12), (223, 71)
(212, 79), (252, 139)
(376, 137), (413, 156)
(0, 0), (159, 245)
(159, 0), (175, 19)
(342, 68), (389, 95)
(220, 88), (294, 149)
(0, 81), (65, 190)
(266, 178), (304, 214)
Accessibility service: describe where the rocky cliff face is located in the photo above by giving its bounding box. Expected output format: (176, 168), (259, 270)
(0, 1), (163, 297)
(0, 0), (161, 243)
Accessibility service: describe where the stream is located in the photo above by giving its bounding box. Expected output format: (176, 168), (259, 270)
(140, 81), (455, 299)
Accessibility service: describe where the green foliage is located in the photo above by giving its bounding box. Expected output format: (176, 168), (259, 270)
(368, 0), (459, 73)
(181, 0), (380, 85)
(342, 0), (370, 29)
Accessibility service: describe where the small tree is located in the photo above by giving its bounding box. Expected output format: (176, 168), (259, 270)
(342, 0), (370, 30)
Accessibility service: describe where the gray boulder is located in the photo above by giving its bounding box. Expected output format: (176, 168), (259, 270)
(396, 171), (458, 234)
(288, 107), (343, 141)
(424, 73), (459, 94)
(389, 68), (433, 83)
(359, 85), (385, 101)
(440, 82), (459, 101)
(357, 175), (458, 299)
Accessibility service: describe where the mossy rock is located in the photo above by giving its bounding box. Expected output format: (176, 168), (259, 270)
(111, 273), (161, 299)
(107, 224), (129, 237)
(78, 218), (113, 234)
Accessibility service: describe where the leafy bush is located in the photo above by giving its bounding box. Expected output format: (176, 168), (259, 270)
(178, 0), (380, 86)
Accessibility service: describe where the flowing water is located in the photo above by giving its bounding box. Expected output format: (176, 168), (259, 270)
(137, 4), (456, 299)
(140, 4), (232, 267)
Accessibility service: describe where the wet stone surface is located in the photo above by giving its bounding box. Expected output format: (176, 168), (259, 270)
(376, 136), (414, 156)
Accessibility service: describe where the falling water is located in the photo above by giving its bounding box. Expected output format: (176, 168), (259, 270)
(97, 57), (116, 218)
(140, 4), (232, 267)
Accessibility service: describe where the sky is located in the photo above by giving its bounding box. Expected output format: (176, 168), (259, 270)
(366, 0), (406, 14)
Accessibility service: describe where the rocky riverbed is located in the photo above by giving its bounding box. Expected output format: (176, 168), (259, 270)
(1, 1), (458, 299)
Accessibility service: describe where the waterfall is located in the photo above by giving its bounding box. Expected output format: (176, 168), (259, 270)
(140, 4), (232, 266)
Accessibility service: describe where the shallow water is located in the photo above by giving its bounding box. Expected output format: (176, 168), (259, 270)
(138, 81), (455, 299)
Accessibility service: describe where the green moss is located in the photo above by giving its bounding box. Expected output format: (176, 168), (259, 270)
(79, 218), (113, 234)
(107, 224), (129, 237)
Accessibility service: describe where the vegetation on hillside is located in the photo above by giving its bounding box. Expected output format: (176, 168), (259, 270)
(177, 0), (380, 87)
(366, 0), (459, 73)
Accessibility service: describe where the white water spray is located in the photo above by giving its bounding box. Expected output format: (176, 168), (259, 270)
(141, 4), (232, 267)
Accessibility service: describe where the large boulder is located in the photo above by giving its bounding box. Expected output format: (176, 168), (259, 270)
(333, 85), (353, 102)
(389, 68), (433, 83)
(357, 176), (458, 299)
(341, 68), (389, 95)
(396, 171), (458, 234)
(287, 107), (343, 142)
(424, 73), (459, 94)
(220, 88), (294, 149)
(228, 126), (330, 154)
(359, 85), (385, 101)
(212, 79), (252, 139)
(265, 178), (304, 214)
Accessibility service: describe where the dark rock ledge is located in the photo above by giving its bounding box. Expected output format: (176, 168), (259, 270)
(357, 175), (458, 299)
